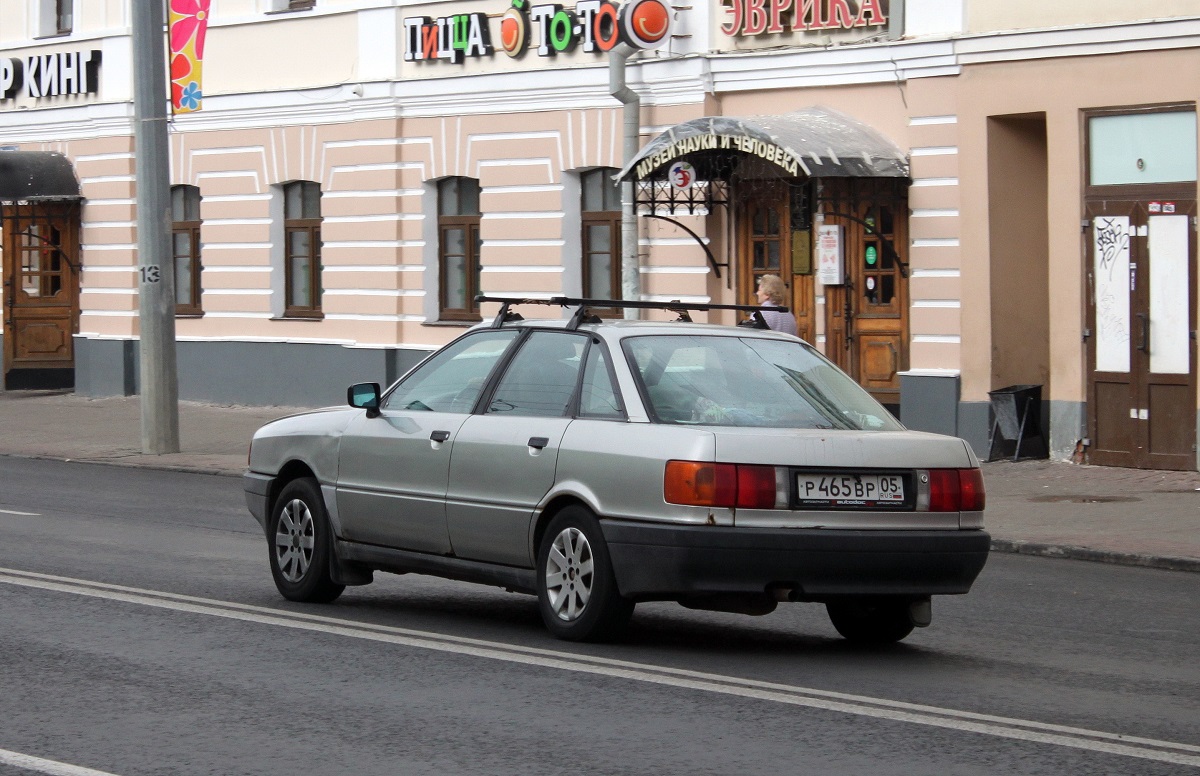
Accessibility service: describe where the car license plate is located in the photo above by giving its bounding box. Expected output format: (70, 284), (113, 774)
(795, 473), (905, 508)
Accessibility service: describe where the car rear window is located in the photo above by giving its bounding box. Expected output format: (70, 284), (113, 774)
(623, 335), (902, 431)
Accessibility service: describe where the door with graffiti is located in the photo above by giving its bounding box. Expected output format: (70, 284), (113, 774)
(1086, 196), (1197, 470)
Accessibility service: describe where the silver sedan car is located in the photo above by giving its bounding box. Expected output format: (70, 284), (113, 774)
(245, 297), (988, 643)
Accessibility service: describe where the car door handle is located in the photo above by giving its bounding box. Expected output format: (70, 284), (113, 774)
(528, 436), (549, 449)
(430, 430), (451, 442)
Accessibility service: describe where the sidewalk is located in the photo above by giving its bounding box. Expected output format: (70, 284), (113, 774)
(1, 390), (1197, 573)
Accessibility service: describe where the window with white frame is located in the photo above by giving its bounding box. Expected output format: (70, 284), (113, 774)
(581, 168), (622, 313)
(170, 185), (203, 316)
(437, 177), (482, 321)
(283, 181), (323, 318)
(40, 0), (73, 36)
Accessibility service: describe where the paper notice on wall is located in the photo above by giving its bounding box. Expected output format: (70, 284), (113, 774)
(1094, 216), (1130, 374)
(1149, 215), (1190, 375)
(816, 224), (844, 285)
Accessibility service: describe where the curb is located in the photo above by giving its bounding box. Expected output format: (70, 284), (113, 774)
(2, 452), (244, 479)
(990, 538), (1200, 573)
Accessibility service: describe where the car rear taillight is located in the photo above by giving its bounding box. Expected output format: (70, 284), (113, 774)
(664, 461), (735, 507)
(959, 468), (986, 511)
(736, 465), (777, 509)
(664, 461), (777, 509)
(928, 468), (986, 512)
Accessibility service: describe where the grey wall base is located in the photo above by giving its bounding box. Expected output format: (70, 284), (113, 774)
(74, 338), (138, 397)
(898, 373), (995, 457)
(899, 373), (996, 460)
(1049, 400), (1085, 461)
(74, 336), (426, 407)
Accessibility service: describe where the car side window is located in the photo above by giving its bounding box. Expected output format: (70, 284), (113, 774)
(487, 331), (586, 417)
(579, 342), (623, 420)
(383, 330), (518, 413)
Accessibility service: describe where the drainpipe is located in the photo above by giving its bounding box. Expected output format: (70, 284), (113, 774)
(609, 43), (640, 319)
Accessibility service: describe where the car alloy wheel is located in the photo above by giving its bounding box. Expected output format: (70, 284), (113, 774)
(275, 497), (315, 583)
(536, 506), (633, 641)
(544, 526), (593, 621)
(268, 477), (345, 604)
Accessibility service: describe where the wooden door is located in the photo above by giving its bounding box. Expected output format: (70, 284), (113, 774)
(1086, 196), (1197, 470)
(820, 179), (910, 409)
(2, 203), (79, 386)
(737, 182), (815, 343)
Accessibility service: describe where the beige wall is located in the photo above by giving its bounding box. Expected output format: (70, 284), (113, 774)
(968, 0), (1200, 34)
(986, 114), (1049, 392)
(955, 47), (1200, 403)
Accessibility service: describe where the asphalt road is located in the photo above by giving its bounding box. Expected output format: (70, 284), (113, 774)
(0, 457), (1197, 775)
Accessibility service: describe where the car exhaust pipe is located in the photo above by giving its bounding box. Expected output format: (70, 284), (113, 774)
(909, 597), (932, 628)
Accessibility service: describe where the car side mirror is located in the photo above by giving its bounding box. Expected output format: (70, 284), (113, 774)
(347, 382), (381, 417)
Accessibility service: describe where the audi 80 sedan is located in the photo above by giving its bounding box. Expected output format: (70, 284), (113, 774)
(245, 297), (988, 643)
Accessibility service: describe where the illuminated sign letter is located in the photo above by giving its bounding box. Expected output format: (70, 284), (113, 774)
(404, 17), (427, 60)
(855, 0), (887, 26)
(742, 0), (767, 35)
(592, 0), (622, 50)
(828, 0), (855, 28)
(499, 1), (530, 57)
(529, 4), (557, 56)
(720, 0), (742, 35)
(766, 0), (791, 33)
(0, 58), (19, 99)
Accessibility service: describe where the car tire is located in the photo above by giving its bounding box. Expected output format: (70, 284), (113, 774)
(537, 506), (634, 642)
(268, 477), (345, 604)
(826, 598), (915, 644)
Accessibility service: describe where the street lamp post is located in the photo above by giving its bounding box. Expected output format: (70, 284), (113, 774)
(131, 0), (180, 454)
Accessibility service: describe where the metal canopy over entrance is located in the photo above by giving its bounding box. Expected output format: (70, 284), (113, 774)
(0, 151), (83, 390)
(618, 106), (910, 184)
(0, 151), (82, 202)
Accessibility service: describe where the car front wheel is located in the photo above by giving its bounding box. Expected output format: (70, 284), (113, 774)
(826, 598), (915, 644)
(537, 506), (633, 642)
(268, 477), (345, 604)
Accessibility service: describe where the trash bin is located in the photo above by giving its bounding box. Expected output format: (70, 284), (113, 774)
(987, 384), (1047, 462)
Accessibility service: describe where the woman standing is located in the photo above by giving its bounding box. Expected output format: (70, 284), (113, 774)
(755, 274), (799, 336)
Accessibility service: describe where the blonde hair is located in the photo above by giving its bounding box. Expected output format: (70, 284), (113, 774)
(757, 274), (787, 305)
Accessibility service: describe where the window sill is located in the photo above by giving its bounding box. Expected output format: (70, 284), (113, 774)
(279, 312), (325, 321)
(175, 312), (204, 319)
(266, 4), (315, 15)
(34, 31), (72, 40)
(423, 320), (478, 328)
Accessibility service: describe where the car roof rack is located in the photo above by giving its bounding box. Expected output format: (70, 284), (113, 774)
(475, 295), (788, 331)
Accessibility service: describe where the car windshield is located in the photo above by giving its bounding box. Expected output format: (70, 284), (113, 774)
(623, 334), (903, 431)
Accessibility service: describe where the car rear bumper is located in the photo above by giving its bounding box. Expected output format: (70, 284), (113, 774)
(600, 520), (990, 600)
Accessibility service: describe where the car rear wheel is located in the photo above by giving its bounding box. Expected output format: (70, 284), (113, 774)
(268, 477), (345, 604)
(537, 506), (633, 642)
(826, 598), (915, 644)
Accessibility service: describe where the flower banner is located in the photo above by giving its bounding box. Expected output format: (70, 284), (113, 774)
(169, 0), (210, 113)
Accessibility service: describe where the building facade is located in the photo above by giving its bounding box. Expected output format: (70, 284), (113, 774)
(1, 0), (1198, 468)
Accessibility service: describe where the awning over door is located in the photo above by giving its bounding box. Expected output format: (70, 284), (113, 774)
(617, 106), (909, 181)
(0, 151), (81, 202)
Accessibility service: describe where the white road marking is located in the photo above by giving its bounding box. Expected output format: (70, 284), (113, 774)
(1, 566), (1198, 769)
(0, 509), (40, 516)
(0, 747), (121, 776)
